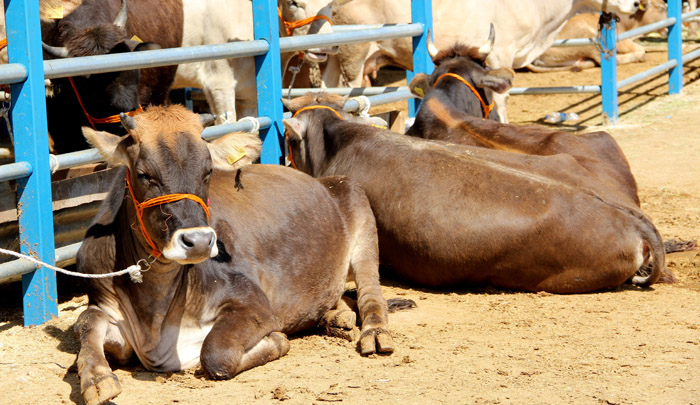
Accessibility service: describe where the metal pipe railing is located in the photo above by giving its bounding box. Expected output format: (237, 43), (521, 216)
(279, 24), (423, 53)
(509, 85), (601, 95)
(618, 17), (675, 41)
(618, 60), (677, 89)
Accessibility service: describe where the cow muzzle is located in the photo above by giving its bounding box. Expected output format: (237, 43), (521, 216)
(305, 46), (339, 63)
(162, 227), (218, 264)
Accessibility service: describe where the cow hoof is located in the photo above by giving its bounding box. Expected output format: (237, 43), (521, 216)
(359, 328), (394, 356)
(331, 310), (356, 330)
(81, 372), (121, 405)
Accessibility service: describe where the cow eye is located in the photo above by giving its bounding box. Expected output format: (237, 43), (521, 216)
(289, 0), (298, 8)
(203, 169), (213, 183)
(138, 172), (157, 187)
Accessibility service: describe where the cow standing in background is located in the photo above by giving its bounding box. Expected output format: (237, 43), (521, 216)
(172, 0), (338, 124)
(527, 0), (668, 72)
(281, 92), (665, 292)
(75, 104), (393, 405)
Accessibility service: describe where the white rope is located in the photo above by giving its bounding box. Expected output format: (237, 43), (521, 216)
(350, 95), (371, 117)
(238, 116), (260, 134)
(0, 247), (153, 283)
(49, 154), (60, 174)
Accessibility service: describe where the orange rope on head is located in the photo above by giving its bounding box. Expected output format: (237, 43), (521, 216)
(277, 7), (332, 37)
(433, 73), (494, 119)
(0, 38), (7, 51)
(286, 105), (344, 170)
(68, 76), (143, 129)
(125, 169), (211, 258)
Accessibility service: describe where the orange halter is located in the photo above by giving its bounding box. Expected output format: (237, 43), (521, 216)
(286, 105), (344, 170)
(68, 76), (143, 129)
(0, 38), (7, 51)
(277, 7), (333, 37)
(432, 72), (494, 119)
(125, 169), (211, 258)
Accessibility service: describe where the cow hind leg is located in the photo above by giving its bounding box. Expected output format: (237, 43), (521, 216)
(349, 211), (394, 355)
(319, 295), (359, 341)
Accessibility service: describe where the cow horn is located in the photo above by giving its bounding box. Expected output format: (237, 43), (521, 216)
(42, 42), (69, 58)
(426, 29), (439, 59)
(477, 23), (495, 60)
(199, 114), (217, 127)
(120, 112), (136, 131)
(113, 0), (128, 29)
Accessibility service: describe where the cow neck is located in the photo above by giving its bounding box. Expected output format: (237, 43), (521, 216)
(287, 105), (344, 170)
(67, 76), (144, 129)
(125, 168), (211, 259)
(432, 73), (493, 119)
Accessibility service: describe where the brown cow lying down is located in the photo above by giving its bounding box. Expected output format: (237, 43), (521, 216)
(281, 93), (665, 293)
(407, 42), (640, 207)
(75, 105), (393, 405)
(406, 42), (675, 283)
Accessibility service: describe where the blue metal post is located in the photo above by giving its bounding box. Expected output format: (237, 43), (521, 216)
(668, 0), (683, 94)
(599, 12), (618, 125)
(408, 0), (434, 117)
(253, 0), (284, 165)
(5, 0), (58, 325)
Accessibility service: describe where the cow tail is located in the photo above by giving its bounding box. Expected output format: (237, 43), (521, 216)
(630, 216), (665, 287)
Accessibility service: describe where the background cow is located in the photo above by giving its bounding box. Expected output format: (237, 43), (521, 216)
(281, 93), (665, 293)
(406, 40), (642, 208)
(171, 0), (338, 124)
(527, 0), (668, 72)
(75, 104), (393, 405)
(40, 0), (180, 153)
(308, 0), (641, 122)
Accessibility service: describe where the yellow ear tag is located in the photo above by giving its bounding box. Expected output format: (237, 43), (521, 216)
(413, 86), (425, 97)
(226, 146), (247, 165)
(46, 5), (64, 19)
(130, 35), (144, 43)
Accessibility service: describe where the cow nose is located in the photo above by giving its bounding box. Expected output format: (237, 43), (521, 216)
(179, 230), (215, 251)
(163, 227), (218, 263)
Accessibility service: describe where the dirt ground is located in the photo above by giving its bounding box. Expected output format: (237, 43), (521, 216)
(1, 41), (700, 405)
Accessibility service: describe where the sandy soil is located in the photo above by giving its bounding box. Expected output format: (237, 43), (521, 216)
(1, 41), (700, 405)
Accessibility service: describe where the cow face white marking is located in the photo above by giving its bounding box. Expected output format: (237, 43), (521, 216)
(162, 227), (219, 265)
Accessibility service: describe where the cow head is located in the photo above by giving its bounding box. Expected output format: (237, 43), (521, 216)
(281, 92), (364, 175)
(83, 105), (262, 265)
(583, 0), (640, 15)
(278, 0), (338, 63)
(409, 26), (514, 121)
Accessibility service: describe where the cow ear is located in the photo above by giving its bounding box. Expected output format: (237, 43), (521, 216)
(207, 131), (262, 171)
(82, 127), (130, 166)
(282, 118), (306, 141)
(475, 68), (515, 94)
(280, 97), (296, 113)
(408, 73), (431, 99)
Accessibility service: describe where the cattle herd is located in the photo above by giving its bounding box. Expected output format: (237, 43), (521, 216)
(0, 0), (680, 404)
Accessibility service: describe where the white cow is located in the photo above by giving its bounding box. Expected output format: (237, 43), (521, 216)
(171, 0), (337, 124)
(319, 0), (642, 122)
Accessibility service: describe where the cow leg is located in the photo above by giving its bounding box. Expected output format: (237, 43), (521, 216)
(348, 204), (394, 356)
(319, 295), (359, 341)
(74, 307), (123, 405)
(490, 91), (509, 123)
(199, 59), (237, 124)
(616, 40), (646, 65)
(200, 298), (288, 380)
